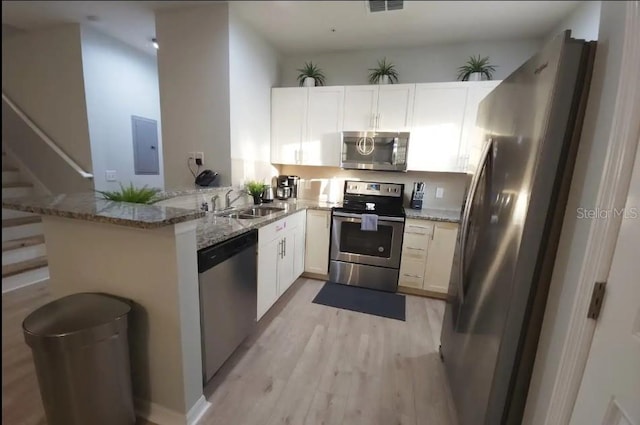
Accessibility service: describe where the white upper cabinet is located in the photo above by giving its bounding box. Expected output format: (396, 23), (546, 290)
(408, 83), (468, 172)
(304, 87), (344, 166)
(376, 84), (415, 131)
(460, 81), (501, 172)
(343, 86), (378, 131)
(271, 87), (344, 166)
(343, 84), (414, 131)
(271, 88), (307, 165)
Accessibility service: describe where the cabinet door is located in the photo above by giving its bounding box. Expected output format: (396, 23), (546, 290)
(343, 86), (378, 131)
(271, 88), (307, 165)
(423, 222), (459, 294)
(460, 81), (501, 172)
(257, 237), (280, 320)
(293, 217), (306, 279)
(376, 84), (415, 131)
(304, 210), (331, 275)
(304, 87), (345, 166)
(408, 84), (468, 172)
(278, 230), (296, 295)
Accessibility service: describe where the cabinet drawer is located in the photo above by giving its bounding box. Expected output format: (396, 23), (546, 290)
(403, 233), (430, 252)
(405, 221), (434, 236)
(399, 258), (426, 288)
(259, 211), (305, 245)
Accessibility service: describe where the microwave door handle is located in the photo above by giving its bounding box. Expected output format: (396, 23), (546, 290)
(392, 138), (398, 165)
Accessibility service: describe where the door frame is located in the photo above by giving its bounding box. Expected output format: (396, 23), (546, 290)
(540, 2), (640, 424)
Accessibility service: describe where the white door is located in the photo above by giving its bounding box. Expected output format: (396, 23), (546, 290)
(304, 87), (345, 166)
(569, 146), (640, 425)
(277, 231), (296, 295)
(304, 210), (331, 275)
(343, 85), (378, 131)
(376, 84), (415, 131)
(408, 83), (468, 172)
(460, 81), (501, 172)
(257, 237), (280, 320)
(271, 87), (307, 165)
(423, 222), (459, 294)
(293, 219), (306, 279)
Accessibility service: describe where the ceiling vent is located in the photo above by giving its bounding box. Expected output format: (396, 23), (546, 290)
(367, 0), (404, 13)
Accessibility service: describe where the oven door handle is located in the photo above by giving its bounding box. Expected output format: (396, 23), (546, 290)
(332, 211), (405, 223)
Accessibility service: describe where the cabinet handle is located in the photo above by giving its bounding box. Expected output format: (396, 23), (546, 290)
(279, 240), (283, 258)
(403, 273), (422, 279)
(406, 246), (425, 251)
(326, 213), (330, 228)
(283, 237), (286, 257)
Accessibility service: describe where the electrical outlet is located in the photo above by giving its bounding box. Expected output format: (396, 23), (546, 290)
(105, 170), (117, 182)
(435, 187), (445, 199)
(195, 152), (204, 163)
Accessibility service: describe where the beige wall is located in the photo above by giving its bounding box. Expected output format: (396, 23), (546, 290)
(2, 24), (93, 173)
(279, 165), (468, 211)
(156, 4), (232, 189)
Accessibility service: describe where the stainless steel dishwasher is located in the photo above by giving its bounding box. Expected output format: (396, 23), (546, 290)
(197, 230), (257, 384)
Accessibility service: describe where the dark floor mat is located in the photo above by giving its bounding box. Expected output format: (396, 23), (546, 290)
(312, 282), (406, 321)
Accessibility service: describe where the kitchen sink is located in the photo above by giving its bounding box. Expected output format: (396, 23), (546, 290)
(220, 213), (261, 220)
(238, 206), (285, 216)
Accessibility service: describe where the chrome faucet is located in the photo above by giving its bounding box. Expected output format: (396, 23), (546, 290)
(210, 194), (220, 212)
(224, 189), (246, 209)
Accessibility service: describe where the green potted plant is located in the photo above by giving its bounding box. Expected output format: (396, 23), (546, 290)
(296, 62), (326, 87)
(368, 57), (399, 84)
(245, 180), (268, 205)
(97, 183), (161, 204)
(457, 55), (497, 81)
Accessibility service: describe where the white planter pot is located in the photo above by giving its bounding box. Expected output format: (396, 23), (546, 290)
(378, 75), (390, 85)
(468, 72), (483, 81)
(303, 77), (316, 87)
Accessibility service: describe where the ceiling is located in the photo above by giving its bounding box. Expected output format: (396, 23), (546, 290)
(2, 1), (581, 55)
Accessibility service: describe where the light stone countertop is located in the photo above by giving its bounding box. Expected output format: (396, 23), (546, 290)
(1, 192), (205, 229)
(404, 207), (462, 223)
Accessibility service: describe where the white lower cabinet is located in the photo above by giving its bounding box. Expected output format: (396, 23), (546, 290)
(257, 211), (306, 320)
(304, 209), (331, 275)
(399, 219), (459, 296)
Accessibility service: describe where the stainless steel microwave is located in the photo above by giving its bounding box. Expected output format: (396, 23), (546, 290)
(340, 131), (409, 171)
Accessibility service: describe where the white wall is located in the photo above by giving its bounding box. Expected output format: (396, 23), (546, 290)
(523, 3), (630, 425)
(546, 1), (601, 42)
(228, 6), (281, 187)
(2, 24), (93, 173)
(279, 39), (542, 87)
(279, 165), (468, 211)
(81, 27), (164, 192)
(156, 4), (232, 189)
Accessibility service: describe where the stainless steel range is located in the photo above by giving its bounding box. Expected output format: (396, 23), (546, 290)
(329, 180), (405, 292)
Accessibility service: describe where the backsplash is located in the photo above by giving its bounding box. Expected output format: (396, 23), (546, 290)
(278, 165), (469, 212)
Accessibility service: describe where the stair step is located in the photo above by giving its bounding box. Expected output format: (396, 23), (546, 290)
(2, 208), (35, 220)
(2, 186), (33, 198)
(2, 182), (32, 189)
(2, 235), (45, 252)
(2, 256), (48, 278)
(2, 166), (18, 172)
(2, 170), (20, 184)
(2, 216), (41, 228)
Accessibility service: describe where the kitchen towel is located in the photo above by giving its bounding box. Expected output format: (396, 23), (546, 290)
(361, 214), (378, 231)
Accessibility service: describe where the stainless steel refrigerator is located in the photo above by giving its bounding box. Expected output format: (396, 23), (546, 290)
(440, 31), (596, 425)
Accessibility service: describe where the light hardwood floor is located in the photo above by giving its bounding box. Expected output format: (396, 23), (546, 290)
(2, 278), (457, 425)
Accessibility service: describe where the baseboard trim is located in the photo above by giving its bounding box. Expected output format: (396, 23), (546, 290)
(135, 396), (210, 425)
(301, 271), (329, 281)
(397, 285), (447, 300)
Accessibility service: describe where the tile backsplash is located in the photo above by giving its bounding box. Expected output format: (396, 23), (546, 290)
(278, 165), (469, 212)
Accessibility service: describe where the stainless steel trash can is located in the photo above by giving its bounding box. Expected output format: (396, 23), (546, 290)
(23, 293), (135, 425)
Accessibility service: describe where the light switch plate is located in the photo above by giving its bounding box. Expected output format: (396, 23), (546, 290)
(105, 170), (117, 182)
(435, 187), (444, 198)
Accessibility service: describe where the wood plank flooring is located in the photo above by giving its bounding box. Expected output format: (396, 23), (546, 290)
(1, 278), (457, 425)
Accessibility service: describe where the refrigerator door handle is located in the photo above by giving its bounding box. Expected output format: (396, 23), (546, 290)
(458, 137), (494, 303)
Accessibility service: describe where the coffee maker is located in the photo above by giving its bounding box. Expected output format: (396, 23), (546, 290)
(276, 175), (299, 199)
(410, 182), (425, 209)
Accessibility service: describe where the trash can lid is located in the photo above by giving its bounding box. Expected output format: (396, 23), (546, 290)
(23, 293), (131, 338)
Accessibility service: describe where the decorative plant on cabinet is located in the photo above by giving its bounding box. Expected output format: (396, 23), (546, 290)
(296, 62), (326, 87)
(368, 57), (399, 84)
(457, 55), (497, 81)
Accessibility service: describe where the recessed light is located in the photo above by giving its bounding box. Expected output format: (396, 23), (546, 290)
(151, 38), (159, 50)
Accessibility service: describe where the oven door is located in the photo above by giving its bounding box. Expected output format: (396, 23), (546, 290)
(330, 211), (404, 268)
